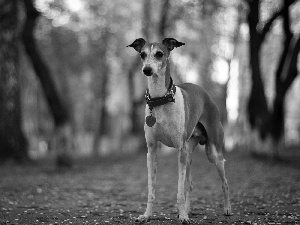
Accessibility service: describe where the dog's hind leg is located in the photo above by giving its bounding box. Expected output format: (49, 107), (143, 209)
(205, 143), (231, 216)
(185, 152), (192, 215)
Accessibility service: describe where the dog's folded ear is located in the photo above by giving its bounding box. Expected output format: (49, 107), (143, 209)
(162, 38), (185, 51)
(127, 38), (146, 53)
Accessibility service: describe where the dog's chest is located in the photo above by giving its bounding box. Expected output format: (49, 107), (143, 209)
(146, 88), (185, 148)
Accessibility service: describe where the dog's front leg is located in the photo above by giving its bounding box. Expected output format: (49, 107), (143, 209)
(137, 141), (158, 222)
(177, 144), (190, 223)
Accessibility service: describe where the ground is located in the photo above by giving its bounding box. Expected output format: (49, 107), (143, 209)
(0, 147), (299, 225)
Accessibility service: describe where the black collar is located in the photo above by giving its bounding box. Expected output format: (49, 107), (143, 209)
(145, 77), (176, 111)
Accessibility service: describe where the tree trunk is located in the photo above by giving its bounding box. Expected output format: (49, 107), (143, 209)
(269, 34), (300, 158)
(246, 0), (299, 158)
(92, 30), (110, 156)
(22, 0), (70, 127)
(221, 2), (244, 125)
(128, 0), (152, 135)
(128, 56), (144, 135)
(92, 63), (109, 156)
(268, 0), (293, 143)
(247, 0), (269, 139)
(22, 0), (72, 167)
(158, 0), (170, 40)
(0, 0), (29, 163)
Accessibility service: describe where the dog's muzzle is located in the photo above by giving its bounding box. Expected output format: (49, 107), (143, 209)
(143, 67), (152, 76)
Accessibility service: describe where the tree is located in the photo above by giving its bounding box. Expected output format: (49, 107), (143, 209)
(22, 0), (73, 167)
(158, 0), (170, 40)
(246, 0), (300, 158)
(128, 0), (152, 135)
(0, 0), (29, 162)
(22, 0), (70, 128)
(0, 0), (73, 165)
(92, 29), (110, 156)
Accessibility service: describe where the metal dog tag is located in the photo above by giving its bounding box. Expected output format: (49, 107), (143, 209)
(146, 115), (156, 127)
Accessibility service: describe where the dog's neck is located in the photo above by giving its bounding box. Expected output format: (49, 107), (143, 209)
(147, 62), (171, 98)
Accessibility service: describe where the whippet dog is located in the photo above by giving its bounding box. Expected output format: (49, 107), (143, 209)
(127, 38), (231, 223)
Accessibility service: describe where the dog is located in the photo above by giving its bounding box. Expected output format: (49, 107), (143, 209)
(127, 38), (231, 223)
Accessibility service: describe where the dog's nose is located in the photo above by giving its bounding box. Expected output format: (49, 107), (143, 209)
(143, 67), (152, 76)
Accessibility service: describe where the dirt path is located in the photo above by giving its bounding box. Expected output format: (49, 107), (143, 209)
(1, 148), (299, 224)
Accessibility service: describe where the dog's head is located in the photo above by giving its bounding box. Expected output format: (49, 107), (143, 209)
(127, 38), (185, 77)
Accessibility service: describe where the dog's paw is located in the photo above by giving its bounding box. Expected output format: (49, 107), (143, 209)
(178, 214), (190, 224)
(135, 214), (150, 223)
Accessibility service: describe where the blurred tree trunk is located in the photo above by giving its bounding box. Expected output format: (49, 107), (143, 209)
(158, 0), (170, 40)
(269, 0), (300, 157)
(198, 1), (227, 122)
(50, 28), (77, 158)
(128, 0), (152, 135)
(128, 0), (170, 138)
(92, 29), (110, 156)
(0, 0), (29, 163)
(220, 2), (244, 125)
(22, 0), (72, 166)
(92, 69), (109, 156)
(128, 57), (143, 135)
(247, 0), (269, 137)
(22, 0), (70, 127)
(246, 0), (299, 158)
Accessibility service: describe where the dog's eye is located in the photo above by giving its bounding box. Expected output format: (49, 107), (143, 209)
(140, 52), (147, 60)
(155, 52), (164, 58)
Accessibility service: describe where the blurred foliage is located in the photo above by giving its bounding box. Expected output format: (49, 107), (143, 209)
(20, 0), (300, 158)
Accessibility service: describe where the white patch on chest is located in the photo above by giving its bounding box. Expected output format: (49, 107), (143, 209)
(145, 87), (186, 148)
